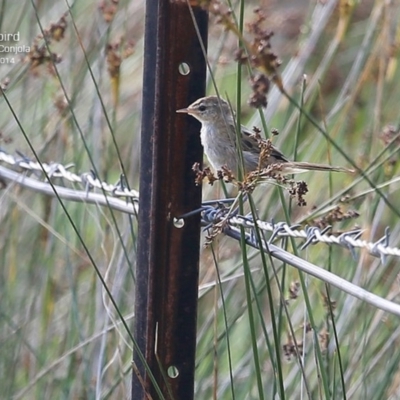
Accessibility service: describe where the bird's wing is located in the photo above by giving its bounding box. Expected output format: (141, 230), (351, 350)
(269, 146), (290, 163)
(240, 126), (260, 152)
(240, 126), (290, 164)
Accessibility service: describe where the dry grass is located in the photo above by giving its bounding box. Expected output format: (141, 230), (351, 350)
(1, 0), (400, 399)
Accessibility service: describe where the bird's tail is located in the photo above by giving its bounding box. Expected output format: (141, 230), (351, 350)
(280, 162), (353, 174)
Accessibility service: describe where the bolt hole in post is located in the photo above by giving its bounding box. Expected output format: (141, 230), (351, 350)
(167, 365), (180, 378)
(178, 62), (190, 75)
(173, 217), (185, 228)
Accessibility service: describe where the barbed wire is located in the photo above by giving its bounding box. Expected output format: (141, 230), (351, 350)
(195, 202), (399, 263)
(1, 149), (399, 262)
(0, 149), (139, 199)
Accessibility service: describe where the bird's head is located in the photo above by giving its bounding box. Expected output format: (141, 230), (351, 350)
(176, 96), (233, 124)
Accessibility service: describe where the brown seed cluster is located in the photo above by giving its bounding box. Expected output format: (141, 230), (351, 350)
(242, 7), (282, 108)
(99, 0), (119, 23)
(246, 8), (282, 79)
(319, 327), (329, 353)
(288, 281), (300, 300)
(249, 74), (270, 108)
(53, 95), (68, 117)
(310, 206), (359, 229)
(321, 291), (337, 312)
(197, 1), (282, 108)
(105, 39), (135, 106)
(48, 13), (68, 41)
(0, 131), (12, 145)
(28, 13), (68, 75)
(380, 124), (400, 167)
(106, 40), (135, 79)
(380, 124), (400, 146)
(255, 135), (275, 168)
(0, 77), (9, 92)
(283, 323), (332, 361)
(192, 162), (219, 186)
(283, 338), (304, 361)
(106, 42), (122, 80)
(288, 180), (308, 207)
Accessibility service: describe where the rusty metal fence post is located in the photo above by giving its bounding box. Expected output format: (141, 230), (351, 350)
(132, 1), (208, 398)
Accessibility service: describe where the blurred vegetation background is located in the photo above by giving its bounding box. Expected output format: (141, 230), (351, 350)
(1, 0), (400, 399)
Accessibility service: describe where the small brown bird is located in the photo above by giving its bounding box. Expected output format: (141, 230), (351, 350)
(177, 96), (351, 176)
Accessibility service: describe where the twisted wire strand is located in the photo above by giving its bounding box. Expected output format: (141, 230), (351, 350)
(0, 149), (139, 199)
(1, 149), (399, 261)
(199, 203), (399, 262)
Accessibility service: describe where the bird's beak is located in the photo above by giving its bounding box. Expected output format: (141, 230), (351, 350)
(176, 107), (189, 114)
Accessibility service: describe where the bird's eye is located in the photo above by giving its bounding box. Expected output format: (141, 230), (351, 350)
(198, 105), (206, 112)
